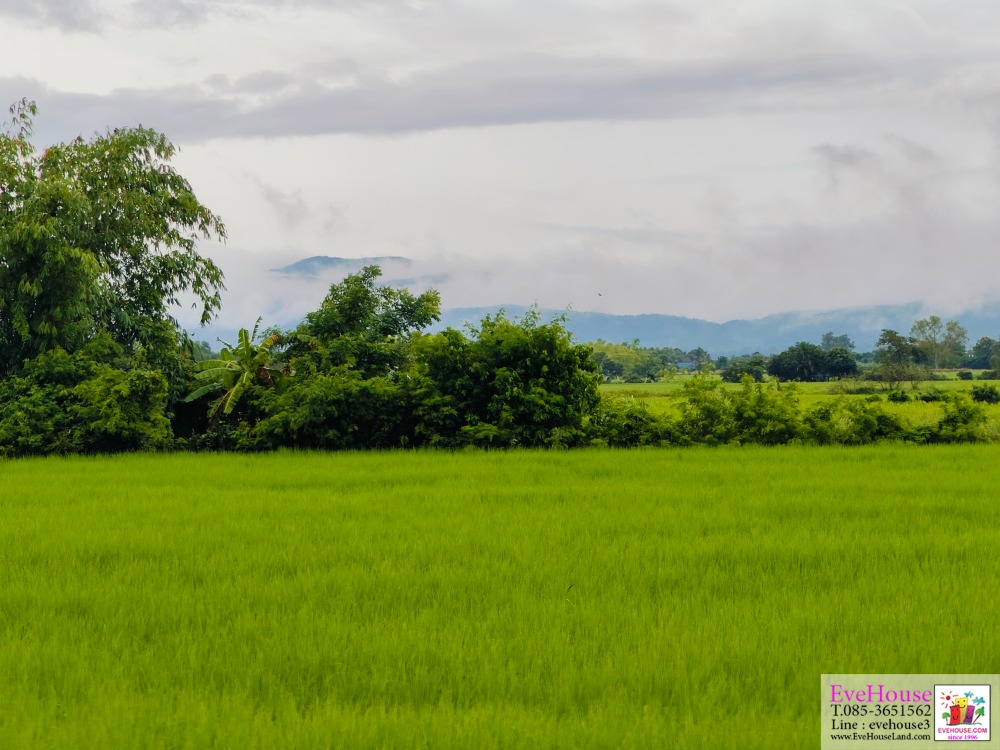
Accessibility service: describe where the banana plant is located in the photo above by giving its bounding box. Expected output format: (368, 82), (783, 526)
(184, 318), (287, 424)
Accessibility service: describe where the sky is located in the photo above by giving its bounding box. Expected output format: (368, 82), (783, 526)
(4, 0), (1000, 330)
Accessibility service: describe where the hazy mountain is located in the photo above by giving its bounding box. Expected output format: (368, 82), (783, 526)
(436, 303), (1000, 356)
(197, 256), (1000, 356)
(191, 301), (1000, 358)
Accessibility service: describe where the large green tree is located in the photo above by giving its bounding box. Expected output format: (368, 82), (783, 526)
(873, 329), (927, 388)
(767, 342), (858, 381)
(282, 265), (440, 378)
(0, 99), (226, 375)
(909, 316), (967, 369)
(253, 267), (441, 450)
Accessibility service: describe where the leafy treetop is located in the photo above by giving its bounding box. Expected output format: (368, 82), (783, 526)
(0, 99), (226, 374)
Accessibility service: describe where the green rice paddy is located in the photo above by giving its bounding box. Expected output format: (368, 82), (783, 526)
(601, 377), (1000, 429)
(3, 447), (999, 748)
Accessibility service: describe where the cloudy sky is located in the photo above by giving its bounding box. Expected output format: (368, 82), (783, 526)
(4, 0), (1000, 329)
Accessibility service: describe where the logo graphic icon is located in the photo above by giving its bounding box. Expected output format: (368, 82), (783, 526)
(935, 684), (990, 741)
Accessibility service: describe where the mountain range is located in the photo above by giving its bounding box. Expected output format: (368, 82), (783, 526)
(190, 256), (1000, 356)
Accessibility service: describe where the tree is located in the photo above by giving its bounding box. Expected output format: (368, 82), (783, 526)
(873, 329), (927, 388)
(820, 331), (855, 352)
(252, 267), (441, 450)
(721, 354), (765, 383)
(0, 99), (226, 375)
(964, 337), (997, 370)
(282, 265), (440, 378)
(910, 316), (967, 369)
(767, 342), (825, 382)
(767, 342), (858, 382)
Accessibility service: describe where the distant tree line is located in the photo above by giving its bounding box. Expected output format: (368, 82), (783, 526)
(589, 340), (711, 382)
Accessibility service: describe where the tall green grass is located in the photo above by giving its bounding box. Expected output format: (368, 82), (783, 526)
(2, 447), (998, 748)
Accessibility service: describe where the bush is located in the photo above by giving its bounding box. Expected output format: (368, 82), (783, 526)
(932, 397), (987, 443)
(677, 375), (738, 444)
(801, 399), (908, 445)
(0, 337), (171, 456)
(887, 390), (910, 403)
(827, 380), (881, 395)
(587, 396), (675, 447)
(730, 377), (802, 445)
(970, 384), (1000, 404)
(958, 371), (973, 381)
(406, 312), (602, 448)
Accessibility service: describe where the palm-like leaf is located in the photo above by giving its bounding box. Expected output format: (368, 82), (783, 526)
(182, 317), (287, 425)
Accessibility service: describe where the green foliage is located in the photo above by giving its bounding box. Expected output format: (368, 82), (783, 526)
(255, 366), (408, 450)
(730, 376), (801, 444)
(910, 315), (967, 369)
(247, 268), (441, 450)
(964, 337), (997, 369)
(283, 265), (440, 378)
(677, 375), (737, 444)
(677, 375), (803, 445)
(412, 310), (601, 447)
(720, 354), (766, 383)
(800, 398), (907, 445)
(872, 329), (929, 388)
(820, 331), (855, 351)
(588, 339), (704, 382)
(586, 396), (675, 447)
(887, 390), (910, 403)
(970, 384), (1000, 404)
(0, 335), (171, 456)
(957, 370), (973, 381)
(767, 342), (858, 382)
(185, 318), (286, 426)
(0, 101), (225, 375)
(931, 396), (986, 443)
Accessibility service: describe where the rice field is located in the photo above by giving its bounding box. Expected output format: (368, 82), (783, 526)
(2, 447), (999, 748)
(601, 376), (1000, 428)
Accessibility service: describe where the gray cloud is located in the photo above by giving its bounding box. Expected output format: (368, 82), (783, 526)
(130, 0), (209, 28)
(0, 0), (107, 31)
(0, 0), (451, 32)
(4, 53), (895, 144)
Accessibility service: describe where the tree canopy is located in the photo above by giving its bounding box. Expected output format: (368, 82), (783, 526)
(910, 316), (967, 369)
(0, 99), (226, 375)
(767, 342), (858, 382)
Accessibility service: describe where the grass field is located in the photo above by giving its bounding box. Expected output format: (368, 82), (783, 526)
(601, 376), (1000, 429)
(3, 448), (999, 748)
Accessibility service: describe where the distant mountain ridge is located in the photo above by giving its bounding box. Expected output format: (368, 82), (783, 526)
(436, 303), (1000, 356)
(211, 256), (1000, 355)
(191, 302), (1000, 357)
